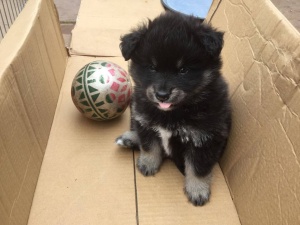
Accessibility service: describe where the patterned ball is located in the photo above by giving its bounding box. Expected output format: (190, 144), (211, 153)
(71, 60), (132, 121)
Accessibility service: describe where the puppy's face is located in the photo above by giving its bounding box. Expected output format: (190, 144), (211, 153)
(120, 12), (224, 111)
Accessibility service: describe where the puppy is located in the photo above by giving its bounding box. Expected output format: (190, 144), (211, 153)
(116, 12), (231, 206)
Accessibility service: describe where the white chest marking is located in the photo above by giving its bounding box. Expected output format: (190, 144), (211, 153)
(157, 127), (172, 156)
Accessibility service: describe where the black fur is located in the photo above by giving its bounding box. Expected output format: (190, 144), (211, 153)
(117, 12), (231, 206)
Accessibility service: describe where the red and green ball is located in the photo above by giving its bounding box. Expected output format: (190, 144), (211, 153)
(71, 60), (132, 121)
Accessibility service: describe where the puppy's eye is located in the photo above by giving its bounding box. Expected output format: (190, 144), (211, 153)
(148, 65), (157, 72)
(179, 67), (189, 75)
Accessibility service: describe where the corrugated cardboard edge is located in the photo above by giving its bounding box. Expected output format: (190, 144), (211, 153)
(0, 0), (67, 224)
(206, 0), (300, 224)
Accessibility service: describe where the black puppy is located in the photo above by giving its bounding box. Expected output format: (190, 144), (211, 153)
(116, 12), (231, 206)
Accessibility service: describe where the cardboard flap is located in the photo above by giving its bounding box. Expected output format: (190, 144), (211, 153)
(70, 0), (164, 56)
(207, 0), (300, 224)
(0, 0), (67, 225)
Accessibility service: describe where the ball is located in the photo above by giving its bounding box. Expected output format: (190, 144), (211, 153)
(71, 60), (132, 121)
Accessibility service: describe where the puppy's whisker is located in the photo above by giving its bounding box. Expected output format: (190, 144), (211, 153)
(151, 57), (158, 67)
(176, 58), (184, 69)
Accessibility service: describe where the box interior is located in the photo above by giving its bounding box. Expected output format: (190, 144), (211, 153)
(0, 0), (299, 224)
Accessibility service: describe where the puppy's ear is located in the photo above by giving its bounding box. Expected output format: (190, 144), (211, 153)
(120, 22), (149, 61)
(195, 23), (224, 58)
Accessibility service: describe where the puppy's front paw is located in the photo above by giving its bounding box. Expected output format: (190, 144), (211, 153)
(184, 170), (212, 206)
(184, 186), (211, 206)
(137, 158), (159, 176)
(115, 131), (139, 149)
(137, 150), (162, 176)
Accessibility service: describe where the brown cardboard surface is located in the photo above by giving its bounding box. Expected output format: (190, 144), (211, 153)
(0, 0), (67, 224)
(28, 56), (137, 225)
(135, 157), (240, 225)
(27, 55), (240, 225)
(0, 68), (43, 225)
(207, 0), (300, 224)
(70, 0), (164, 56)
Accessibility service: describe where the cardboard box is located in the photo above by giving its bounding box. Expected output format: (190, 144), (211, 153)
(0, 0), (299, 224)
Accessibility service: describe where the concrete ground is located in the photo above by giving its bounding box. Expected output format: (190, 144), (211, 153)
(54, 0), (300, 47)
(271, 0), (300, 32)
(54, 0), (81, 47)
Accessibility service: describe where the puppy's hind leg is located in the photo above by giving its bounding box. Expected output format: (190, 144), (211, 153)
(115, 131), (139, 149)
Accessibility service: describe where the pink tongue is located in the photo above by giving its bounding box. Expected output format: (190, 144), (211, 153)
(159, 103), (172, 109)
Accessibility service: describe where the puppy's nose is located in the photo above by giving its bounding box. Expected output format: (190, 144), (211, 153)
(155, 91), (170, 102)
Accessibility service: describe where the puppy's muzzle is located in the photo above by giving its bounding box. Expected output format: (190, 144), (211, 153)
(155, 90), (170, 102)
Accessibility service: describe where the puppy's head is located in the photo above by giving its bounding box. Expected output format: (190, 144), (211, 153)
(120, 12), (224, 111)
